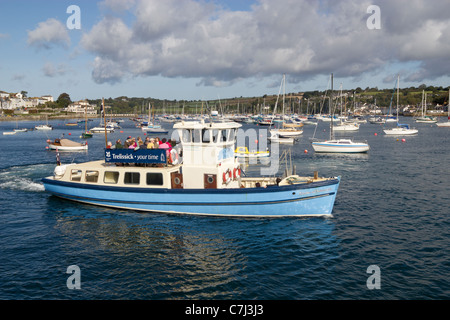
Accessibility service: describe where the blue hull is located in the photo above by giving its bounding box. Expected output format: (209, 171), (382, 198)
(42, 177), (340, 217)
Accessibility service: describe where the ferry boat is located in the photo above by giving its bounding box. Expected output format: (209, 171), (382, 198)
(42, 120), (340, 217)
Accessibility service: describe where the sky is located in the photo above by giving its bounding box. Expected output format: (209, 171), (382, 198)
(1, 0), (450, 102)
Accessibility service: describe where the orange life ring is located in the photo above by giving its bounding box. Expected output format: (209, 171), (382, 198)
(233, 167), (241, 180)
(222, 169), (232, 184)
(169, 149), (179, 164)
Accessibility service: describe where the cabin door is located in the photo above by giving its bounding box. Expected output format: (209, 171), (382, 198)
(171, 172), (183, 189)
(204, 174), (217, 189)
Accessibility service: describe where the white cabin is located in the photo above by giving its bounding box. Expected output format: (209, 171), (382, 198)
(174, 120), (242, 189)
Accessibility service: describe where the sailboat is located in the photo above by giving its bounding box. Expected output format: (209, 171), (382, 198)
(269, 74), (299, 144)
(81, 104), (93, 138)
(14, 120), (27, 132)
(436, 88), (450, 127)
(312, 74), (370, 153)
(333, 85), (360, 132)
(90, 99), (114, 133)
(273, 75), (303, 138)
(415, 90), (437, 123)
(383, 75), (418, 135)
(35, 116), (53, 130)
(141, 103), (168, 134)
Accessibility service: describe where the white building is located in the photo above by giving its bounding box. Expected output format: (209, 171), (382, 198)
(0, 91), (54, 110)
(65, 100), (97, 115)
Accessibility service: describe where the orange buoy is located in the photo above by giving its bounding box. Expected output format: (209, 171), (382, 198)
(402, 138), (406, 142)
(304, 149), (308, 153)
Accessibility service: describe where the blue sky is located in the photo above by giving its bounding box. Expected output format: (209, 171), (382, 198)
(1, 0), (450, 102)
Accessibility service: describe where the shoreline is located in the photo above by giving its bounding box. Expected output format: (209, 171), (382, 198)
(0, 114), (129, 122)
(0, 112), (448, 122)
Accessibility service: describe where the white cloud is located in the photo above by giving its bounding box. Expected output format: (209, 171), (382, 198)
(80, 0), (450, 86)
(42, 62), (69, 77)
(27, 18), (70, 49)
(99, 0), (136, 13)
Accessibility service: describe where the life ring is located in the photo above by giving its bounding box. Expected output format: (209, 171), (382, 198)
(233, 167), (241, 180)
(170, 149), (179, 164)
(222, 169), (232, 184)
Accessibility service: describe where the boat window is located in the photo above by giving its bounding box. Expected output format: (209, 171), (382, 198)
(181, 129), (192, 143)
(85, 170), (99, 183)
(70, 169), (82, 182)
(193, 129), (202, 143)
(222, 129), (228, 142)
(104, 171), (119, 184)
(229, 129), (236, 142)
(146, 173), (163, 186)
(202, 129), (211, 143)
(212, 129), (221, 143)
(124, 172), (140, 185)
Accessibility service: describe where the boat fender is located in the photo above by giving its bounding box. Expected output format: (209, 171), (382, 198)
(233, 167), (241, 180)
(222, 169), (232, 184)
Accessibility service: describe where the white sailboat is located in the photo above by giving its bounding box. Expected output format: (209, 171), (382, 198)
(383, 75), (418, 135)
(269, 74), (300, 143)
(35, 116), (53, 130)
(333, 121), (360, 131)
(436, 88), (450, 127)
(90, 98), (115, 133)
(415, 90), (437, 123)
(141, 103), (168, 134)
(312, 74), (370, 153)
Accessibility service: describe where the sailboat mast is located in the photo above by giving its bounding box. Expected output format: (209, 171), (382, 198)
(330, 73), (334, 140)
(103, 98), (108, 148)
(85, 103), (88, 133)
(396, 75), (399, 121)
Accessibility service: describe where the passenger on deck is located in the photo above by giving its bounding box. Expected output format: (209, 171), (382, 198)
(124, 136), (132, 149)
(128, 137), (137, 149)
(146, 138), (156, 149)
(138, 137), (146, 149)
(115, 139), (123, 149)
(159, 138), (170, 158)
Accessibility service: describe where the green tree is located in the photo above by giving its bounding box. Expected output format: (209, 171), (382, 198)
(56, 93), (72, 109)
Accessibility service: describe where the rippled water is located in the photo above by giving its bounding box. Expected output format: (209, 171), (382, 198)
(0, 118), (448, 300)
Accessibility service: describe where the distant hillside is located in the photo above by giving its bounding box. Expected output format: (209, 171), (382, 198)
(86, 85), (449, 115)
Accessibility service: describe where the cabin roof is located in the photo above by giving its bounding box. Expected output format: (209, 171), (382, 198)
(173, 120), (241, 130)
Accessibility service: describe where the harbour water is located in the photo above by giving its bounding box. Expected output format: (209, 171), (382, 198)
(0, 118), (448, 300)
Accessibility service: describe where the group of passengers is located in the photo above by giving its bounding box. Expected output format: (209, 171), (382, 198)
(108, 136), (180, 165)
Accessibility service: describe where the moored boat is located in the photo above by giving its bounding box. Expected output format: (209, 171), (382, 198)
(311, 74), (370, 154)
(35, 124), (53, 130)
(312, 139), (370, 153)
(47, 138), (88, 151)
(90, 126), (114, 133)
(235, 146), (270, 158)
(42, 120), (340, 217)
(383, 124), (418, 135)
